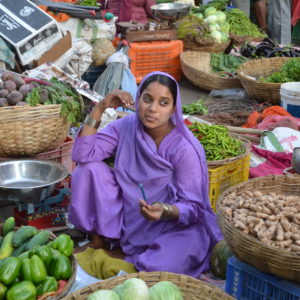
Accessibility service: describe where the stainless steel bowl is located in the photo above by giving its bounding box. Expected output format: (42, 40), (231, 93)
(151, 3), (191, 21)
(0, 160), (69, 203)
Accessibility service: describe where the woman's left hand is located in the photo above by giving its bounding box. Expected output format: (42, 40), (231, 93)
(139, 199), (164, 221)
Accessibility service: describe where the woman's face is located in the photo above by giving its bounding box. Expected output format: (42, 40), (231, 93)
(138, 81), (175, 131)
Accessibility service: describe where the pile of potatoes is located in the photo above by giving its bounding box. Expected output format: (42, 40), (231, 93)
(221, 190), (300, 253)
(0, 71), (33, 107)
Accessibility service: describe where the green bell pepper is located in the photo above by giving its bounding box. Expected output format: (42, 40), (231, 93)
(36, 276), (58, 296)
(20, 255), (47, 283)
(6, 281), (36, 300)
(29, 245), (52, 267)
(0, 282), (7, 300)
(0, 257), (21, 285)
(49, 254), (72, 280)
(51, 234), (74, 257)
(30, 255), (47, 283)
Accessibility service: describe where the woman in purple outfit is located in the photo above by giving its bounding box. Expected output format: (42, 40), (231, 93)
(69, 71), (223, 277)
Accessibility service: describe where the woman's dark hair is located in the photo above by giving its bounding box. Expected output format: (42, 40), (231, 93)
(139, 74), (177, 105)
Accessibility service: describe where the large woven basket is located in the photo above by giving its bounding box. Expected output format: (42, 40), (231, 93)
(217, 174), (300, 283)
(62, 271), (234, 300)
(237, 57), (291, 105)
(180, 51), (242, 91)
(183, 39), (230, 53)
(0, 105), (70, 157)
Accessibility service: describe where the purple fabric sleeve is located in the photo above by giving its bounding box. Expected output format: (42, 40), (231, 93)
(172, 145), (207, 226)
(72, 119), (122, 163)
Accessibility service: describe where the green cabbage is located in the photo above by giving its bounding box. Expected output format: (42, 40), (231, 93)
(113, 278), (149, 300)
(209, 23), (220, 32)
(210, 30), (222, 43)
(87, 290), (120, 300)
(204, 15), (218, 24)
(219, 22), (230, 33)
(149, 281), (183, 300)
(204, 7), (217, 17)
(214, 11), (226, 23)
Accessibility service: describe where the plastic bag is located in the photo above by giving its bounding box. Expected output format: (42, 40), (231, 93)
(209, 88), (248, 100)
(91, 39), (115, 66)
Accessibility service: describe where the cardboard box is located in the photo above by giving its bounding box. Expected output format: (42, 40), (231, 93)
(33, 31), (72, 67)
(0, 0), (63, 65)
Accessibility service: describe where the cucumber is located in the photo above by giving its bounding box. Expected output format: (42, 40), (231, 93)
(12, 226), (38, 248)
(25, 231), (49, 251)
(11, 241), (29, 257)
(2, 217), (15, 236)
(0, 231), (14, 259)
(0, 237), (3, 248)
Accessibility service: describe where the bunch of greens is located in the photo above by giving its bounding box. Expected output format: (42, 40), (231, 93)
(25, 78), (84, 125)
(177, 16), (215, 44)
(259, 58), (300, 83)
(226, 8), (266, 38)
(78, 0), (99, 7)
(182, 99), (208, 115)
(189, 122), (245, 161)
(210, 53), (248, 77)
(191, 0), (229, 14)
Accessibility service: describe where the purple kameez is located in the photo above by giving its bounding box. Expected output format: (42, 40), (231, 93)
(69, 72), (223, 278)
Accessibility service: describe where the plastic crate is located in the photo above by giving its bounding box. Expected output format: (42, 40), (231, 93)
(209, 154), (250, 212)
(128, 40), (183, 83)
(34, 136), (75, 173)
(226, 256), (300, 300)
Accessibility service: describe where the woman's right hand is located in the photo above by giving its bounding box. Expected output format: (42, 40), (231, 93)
(98, 90), (134, 110)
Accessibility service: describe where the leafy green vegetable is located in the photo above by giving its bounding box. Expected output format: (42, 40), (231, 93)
(259, 58), (300, 83)
(189, 122), (245, 161)
(210, 53), (248, 77)
(87, 290), (120, 300)
(25, 78), (84, 125)
(226, 8), (266, 38)
(78, 0), (99, 7)
(149, 281), (183, 300)
(182, 99), (208, 115)
(113, 278), (149, 300)
(191, 0), (229, 14)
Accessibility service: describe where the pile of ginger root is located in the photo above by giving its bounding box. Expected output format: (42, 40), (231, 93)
(221, 190), (300, 253)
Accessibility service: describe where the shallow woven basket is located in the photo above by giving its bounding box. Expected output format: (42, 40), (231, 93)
(180, 52), (242, 91)
(217, 174), (300, 283)
(206, 134), (251, 168)
(62, 271), (234, 300)
(184, 39), (230, 53)
(0, 104), (70, 157)
(237, 57), (291, 105)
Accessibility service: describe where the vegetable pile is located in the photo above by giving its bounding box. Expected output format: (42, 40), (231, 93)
(226, 8), (266, 38)
(188, 122), (245, 161)
(241, 39), (300, 59)
(191, 0), (229, 14)
(182, 99), (208, 115)
(178, 5), (230, 44)
(259, 58), (300, 83)
(210, 53), (248, 77)
(87, 278), (183, 300)
(0, 217), (74, 300)
(221, 191), (300, 253)
(0, 71), (84, 125)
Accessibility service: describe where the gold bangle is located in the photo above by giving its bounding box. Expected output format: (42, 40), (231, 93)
(161, 203), (173, 220)
(84, 114), (101, 129)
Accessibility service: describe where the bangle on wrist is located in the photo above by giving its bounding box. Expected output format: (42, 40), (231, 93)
(151, 202), (173, 220)
(84, 114), (101, 129)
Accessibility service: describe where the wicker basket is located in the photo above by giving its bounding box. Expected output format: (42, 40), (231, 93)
(0, 104), (70, 157)
(183, 39), (230, 53)
(217, 174), (300, 283)
(180, 51), (242, 91)
(62, 271), (234, 300)
(237, 57), (291, 105)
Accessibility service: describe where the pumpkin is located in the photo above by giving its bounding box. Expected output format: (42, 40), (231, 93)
(210, 240), (232, 279)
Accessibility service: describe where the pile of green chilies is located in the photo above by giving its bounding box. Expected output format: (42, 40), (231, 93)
(188, 122), (245, 161)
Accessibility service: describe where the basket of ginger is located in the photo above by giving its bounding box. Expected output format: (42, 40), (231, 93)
(217, 174), (300, 283)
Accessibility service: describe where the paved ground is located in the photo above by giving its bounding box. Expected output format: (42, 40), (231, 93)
(179, 76), (209, 105)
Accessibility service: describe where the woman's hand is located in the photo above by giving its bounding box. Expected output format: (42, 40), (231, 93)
(139, 199), (164, 221)
(99, 90), (134, 110)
